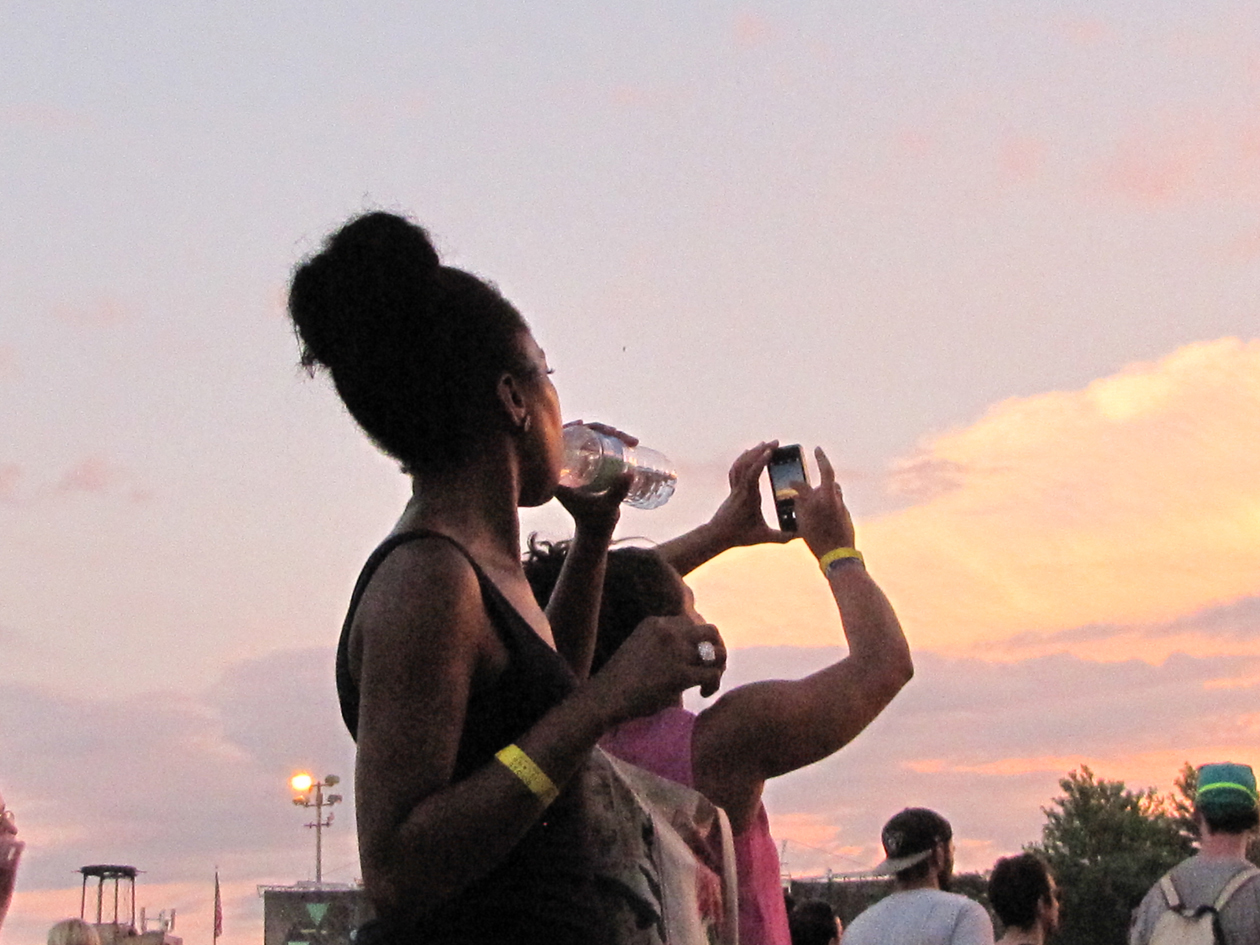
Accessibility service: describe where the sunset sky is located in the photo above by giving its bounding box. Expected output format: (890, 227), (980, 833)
(3, 3), (1259, 943)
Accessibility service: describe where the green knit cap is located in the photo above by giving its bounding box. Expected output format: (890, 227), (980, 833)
(1196, 762), (1258, 818)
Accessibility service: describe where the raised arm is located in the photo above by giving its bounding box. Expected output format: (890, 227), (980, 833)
(352, 541), (726, 923)
(691, 447), (913, 829)
(657, 441), (793, 577)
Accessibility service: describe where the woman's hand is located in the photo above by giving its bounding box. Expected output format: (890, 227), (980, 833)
(791, 447), (856, 559)
(707, 441), (794, 550)
(657, 440), (793, 577)
(591, 615), (727, 721)
(554, 421), (637, 536)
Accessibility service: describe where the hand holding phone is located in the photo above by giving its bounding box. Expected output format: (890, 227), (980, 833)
(766, 445), (809, 532)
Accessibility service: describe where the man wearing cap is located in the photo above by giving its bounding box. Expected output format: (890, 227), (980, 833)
(1129, 762), (1260, 945)
(841, 808), (994, 945)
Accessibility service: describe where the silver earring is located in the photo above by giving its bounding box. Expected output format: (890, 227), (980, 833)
(520, 414), (532, 433)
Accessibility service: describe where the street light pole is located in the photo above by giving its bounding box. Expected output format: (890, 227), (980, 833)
(290, 774), (342, 884)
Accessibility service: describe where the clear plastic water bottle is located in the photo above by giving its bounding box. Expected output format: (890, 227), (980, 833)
(559, 425), (677, 510)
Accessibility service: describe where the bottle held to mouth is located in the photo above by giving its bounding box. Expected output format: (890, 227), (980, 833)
(559, 425), (677, 510)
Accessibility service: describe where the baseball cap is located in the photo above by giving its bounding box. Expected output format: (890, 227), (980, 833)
(873, 808), (952, 875)
(1196, 762), (1258, 818)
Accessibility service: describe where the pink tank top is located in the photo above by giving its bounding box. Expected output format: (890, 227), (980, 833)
(600, 706), (791, 945)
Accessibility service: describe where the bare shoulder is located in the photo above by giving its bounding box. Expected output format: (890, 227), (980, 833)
(691, 681), (788, 827)
(349, 536), (491, 688)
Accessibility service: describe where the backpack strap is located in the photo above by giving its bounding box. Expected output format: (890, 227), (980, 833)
(1159, 874), (1184, 911)
(1212, 864), (1260, 913)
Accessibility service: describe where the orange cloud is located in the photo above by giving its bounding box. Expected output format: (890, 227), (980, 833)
(691, 339), (1260, 660)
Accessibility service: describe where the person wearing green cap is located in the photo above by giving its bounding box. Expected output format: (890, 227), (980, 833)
(1128, 762), (1260, 945)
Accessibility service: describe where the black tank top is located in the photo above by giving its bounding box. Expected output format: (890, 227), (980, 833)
(335, 530), (615, 945)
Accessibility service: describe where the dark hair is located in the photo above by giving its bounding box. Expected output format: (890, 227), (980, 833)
(1199, 805), (1260, 834)
(988, 853), (1052, 930)
(288, 211), (534, 470)
(789, 899), (839, 945)
(524, 540), (684, 673)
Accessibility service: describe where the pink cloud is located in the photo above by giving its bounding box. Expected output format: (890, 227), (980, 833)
(0, 463), (20, 502)
(998, 135), (1047, 182)
(1056, 16), (1115, 48)
(0, 103), (93, 131)
(1088, 114), (1260, 207)
(50, 296), (133, 327)
(733, 12), (774, 49)
(56, 457), (122, 494)
(333, 93), (427, 129)
(1099, 133), (1212, 204)
(609, 85), (682, 110)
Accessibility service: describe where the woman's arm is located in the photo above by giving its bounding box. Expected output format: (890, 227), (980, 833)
(691, 447), (913, 829)
(657, 441), (792, 577)
(544, 471), (632, 676)
(353, 541), (727, 922)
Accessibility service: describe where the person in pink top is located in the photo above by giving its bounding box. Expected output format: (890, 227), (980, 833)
(526, 442), (914, 945)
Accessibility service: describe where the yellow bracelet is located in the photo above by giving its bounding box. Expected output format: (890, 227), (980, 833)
(818, 547), (864, 574)
(495, 744), (559, 806)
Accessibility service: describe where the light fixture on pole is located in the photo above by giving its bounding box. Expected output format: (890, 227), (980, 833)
(289, 773), (342, 884)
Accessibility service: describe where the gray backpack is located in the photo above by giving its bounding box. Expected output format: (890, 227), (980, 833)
(1146, 865), (1260, 945)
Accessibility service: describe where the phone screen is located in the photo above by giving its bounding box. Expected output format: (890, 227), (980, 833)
(767, 445), (807, 530)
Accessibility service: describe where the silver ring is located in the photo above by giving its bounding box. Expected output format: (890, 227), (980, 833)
(697, 641), (717, 664)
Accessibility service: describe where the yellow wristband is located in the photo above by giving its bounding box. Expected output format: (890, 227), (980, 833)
(818, 547), (864, 574)
(495, 744), (559, 806)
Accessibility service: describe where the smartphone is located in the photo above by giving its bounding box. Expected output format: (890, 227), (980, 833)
(767, 445), (808, 531)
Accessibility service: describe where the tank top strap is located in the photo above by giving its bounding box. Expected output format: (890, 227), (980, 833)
(335, 528), (531, 740)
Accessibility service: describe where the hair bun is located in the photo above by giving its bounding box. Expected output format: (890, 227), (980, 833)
(289, 212), (440, 372)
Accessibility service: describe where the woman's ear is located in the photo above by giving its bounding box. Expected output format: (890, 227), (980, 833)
(496, 371), (530, 431)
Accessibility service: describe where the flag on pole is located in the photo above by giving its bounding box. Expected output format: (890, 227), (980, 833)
(213, 869), (223, 941)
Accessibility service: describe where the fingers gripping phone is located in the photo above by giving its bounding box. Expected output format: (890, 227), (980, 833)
(767, 445), (808, 531)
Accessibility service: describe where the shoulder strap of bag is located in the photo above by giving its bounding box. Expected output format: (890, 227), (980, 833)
(1212, 864), (1260, 913)
(1160, 874), (1183, 911)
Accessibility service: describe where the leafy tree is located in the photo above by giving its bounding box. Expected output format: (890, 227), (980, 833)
(1029, 766), (1193, 945)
